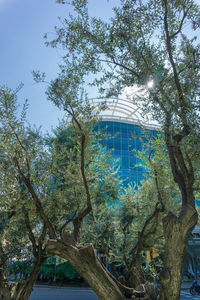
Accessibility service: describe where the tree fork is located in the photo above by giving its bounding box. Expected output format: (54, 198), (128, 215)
(46, 239), (127, 300)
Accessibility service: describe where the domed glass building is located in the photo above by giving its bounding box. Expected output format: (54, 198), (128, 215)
(92, 97), (158, 186)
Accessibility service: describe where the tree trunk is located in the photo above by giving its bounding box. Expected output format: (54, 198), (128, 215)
(0, 283), (12, 300)
(0, 289), (11, 300)
(160, 204), (198, 300)
(134, 255), (146, 287)
(10, 256), (45, 300)
(46, 239), (127, 300)
(0, 272), (12, 300)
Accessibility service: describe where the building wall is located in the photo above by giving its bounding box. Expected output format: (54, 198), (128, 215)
(98, 120), (157, 186)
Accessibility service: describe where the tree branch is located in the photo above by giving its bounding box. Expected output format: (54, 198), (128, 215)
(39, 223), (47, 249)
(64, 106), (92, 216)
(97, 58), (141, 80)
(185, 151), (194, 183)
(13, 157), (57, 239)
(22, 206), (37, 256)
(63, 106), (93, 241)
(170, 5), (193, 39)
(58, 209), (78, 236)
(8, 123), (31, 180)
(130, 200), (165, 269)
(163, 0), (188, 128)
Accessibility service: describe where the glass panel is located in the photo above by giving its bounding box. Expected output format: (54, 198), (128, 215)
(107, 123), (113, 134)
(114, 122), (121, 133)
(122, 138), (128, 151)
(121, 123), (127, 131)
(113, 150), (121, 156)
(130, 157), (137, 169)
(122, 156), (129, 170)
(114, 138), (121, 150)
(128, 138), (135, 151)
(107, 138), (113, 149)
(137, 166), (144, 172)
(134, 126), (141, 137)
(122, 150), (130, 156)
(127, 124), (134, 137)
(135, 139), (142, 151)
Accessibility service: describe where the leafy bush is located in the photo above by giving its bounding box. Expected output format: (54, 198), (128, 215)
(9, 260), (81, 282)
(8, 261), (34, 280)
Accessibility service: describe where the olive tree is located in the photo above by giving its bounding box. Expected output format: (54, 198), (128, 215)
(0, 140), (47, 300)
(43, 0), (200, 299)
(0, 86), (130, 300)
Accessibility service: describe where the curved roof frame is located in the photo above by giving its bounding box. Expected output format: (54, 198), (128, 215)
(90, 97), (159, 130)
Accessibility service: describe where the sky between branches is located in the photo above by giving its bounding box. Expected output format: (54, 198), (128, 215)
(0, 0), (199, 132)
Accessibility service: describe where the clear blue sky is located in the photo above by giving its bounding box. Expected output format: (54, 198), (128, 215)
(0, 0), (119, 133)
(0, 0), (199, 132)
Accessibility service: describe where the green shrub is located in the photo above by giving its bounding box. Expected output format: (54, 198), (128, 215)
(9, 260), (81, 282)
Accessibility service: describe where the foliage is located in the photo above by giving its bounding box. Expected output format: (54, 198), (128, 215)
(0, 83), (122, 261)
(46, 0), (200, 151)
(1, 0), (200, 298)
(43, 2), (200, 296)
(8, 260), (81, 282)
(8, 261), (34, 281)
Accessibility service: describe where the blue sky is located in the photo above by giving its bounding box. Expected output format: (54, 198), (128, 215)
(0, 0), (119, 132)
(0, 0), (68, 132)
(0, 0), (199, 132)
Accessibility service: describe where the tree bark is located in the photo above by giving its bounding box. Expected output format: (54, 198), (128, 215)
(46, 239), (127, 300)
(10, 256), (45, 300)
(160, 204), (198, 300)
(0, 255), (45, 300)
(0, 281), (12, 300)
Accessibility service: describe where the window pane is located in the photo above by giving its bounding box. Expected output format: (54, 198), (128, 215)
(122, 156), (129, 170)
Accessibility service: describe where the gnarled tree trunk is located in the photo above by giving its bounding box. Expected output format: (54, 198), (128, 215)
(0, 280), (12, 300)
(160, 205), (198, 300)
(46, 239), (127, 300)
(10, 256), (45, 300)
(0, 255), (45, 300)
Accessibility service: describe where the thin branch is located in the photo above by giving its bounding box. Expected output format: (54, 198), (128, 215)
(13, 156), (57, 239)
(138, 202), (164, 242)
(8, 123), (31, 179)
(3, 93), (31, 179)
(164, 120), (192, 206)
(170, 5), (193, 39)
(128, 155), (165, 268)
(164, 118), (182, 184)
(158, 84), (177, 113)
(163, 0), (188, 128)
(148, 154), (165, 206)
(129, 200), (165, 270)
(0, 243), (7, 268)
(39, 223), (47, 246)
(97, 58), (141, 80)
(58, 209), (78, 236)
(22, 206), (37, 256)
(64, 106), (92, 217)
(63, 105), (93, 242)
(173, 141), (190, 181)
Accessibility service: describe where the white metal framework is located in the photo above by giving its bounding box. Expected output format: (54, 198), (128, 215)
(90, 97), (159, 130)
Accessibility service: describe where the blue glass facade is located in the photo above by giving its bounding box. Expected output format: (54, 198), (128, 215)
(98, 120), (158, 186)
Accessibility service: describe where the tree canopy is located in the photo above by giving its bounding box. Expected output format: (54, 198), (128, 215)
(44, 0), (200, 299)
(0, 1), (200, 299)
